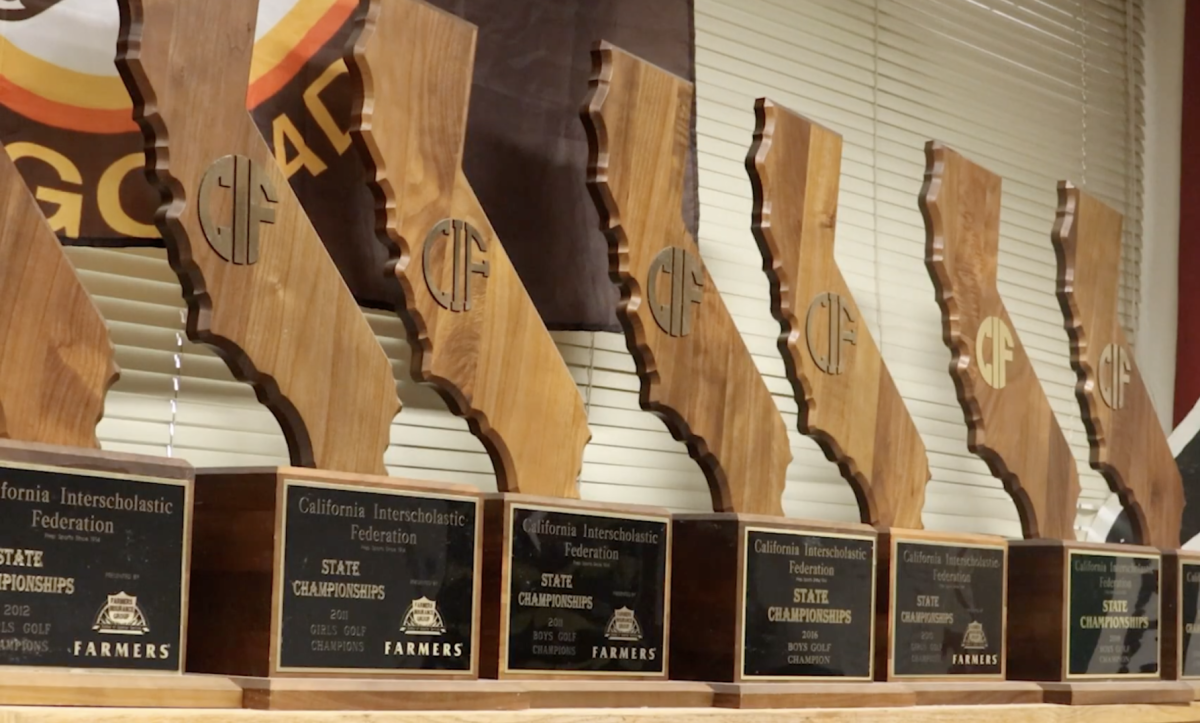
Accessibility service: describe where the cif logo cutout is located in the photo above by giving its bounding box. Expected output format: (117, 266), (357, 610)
(198, 154), (278, 265)
(93, 592), (150, 635)
(604, 607), (643, 642)
(648, 247), (703, 337)
(400, 596), (446, 636)
(1098, 343), (1130, 410)
(423, 219), (490, 312)
(975, 316), (1014, 390)
(805, 292), (856, 375)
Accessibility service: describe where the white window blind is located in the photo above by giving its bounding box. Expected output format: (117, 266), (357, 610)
(62, 0), (1145, 541)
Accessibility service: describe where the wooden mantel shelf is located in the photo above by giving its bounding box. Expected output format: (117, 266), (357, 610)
(3, 705), (1200, 723)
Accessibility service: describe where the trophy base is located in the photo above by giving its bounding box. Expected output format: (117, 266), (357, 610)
(1008, 539), (1165, 696)
(875, 528), (1008, 683)
(670, 513), (878, 683)
(904, 681), (1042, 705)
(236, 677), (526, 710)
(480, 493), (673, 681)
(520, 680), (713, 708)
(0, 669), (241, 707)
(1038, 681), (1193, 705)
(708, 681), (913, 708)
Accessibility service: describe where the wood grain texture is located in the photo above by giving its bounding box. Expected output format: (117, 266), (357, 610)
(747, 99), (929, 529)
(920, 142), (1079, 540)
(1052, 184), (1182, 548)
(7, 702), (1200, 722)
(0, 144), (117, 449)
(582, 42), (791, 516)
(0, 670), (242, 708)
(115, 0), (399, 475)
(345, 0), (589, 499)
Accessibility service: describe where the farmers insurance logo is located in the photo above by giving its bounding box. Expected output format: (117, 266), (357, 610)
(0, 0), (358, 242)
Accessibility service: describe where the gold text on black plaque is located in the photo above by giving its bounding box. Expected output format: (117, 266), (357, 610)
(805, 292), (856, 375)
(423, 219), (489, 312)
(197, 154), (277, 265)
(1099, 343), (1130, 410)
(648, 246), (703, 337)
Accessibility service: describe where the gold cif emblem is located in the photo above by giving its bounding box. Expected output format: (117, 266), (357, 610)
(975, 316), (1014, 389)
(197, 154), (277, 265)
(1099, 343), (1130, 410)
(648, 247), (703, 337)
(423, 219), (490, 312)
(805, 292), (856, 375)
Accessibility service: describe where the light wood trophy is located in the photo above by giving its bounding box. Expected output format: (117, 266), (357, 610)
(584, 43), (897, 709)
(922, 143), (1187, 704)
(748, 103), (1020, 704)
(0, 142), (238, 707)
(1051, 185), (1193, 690)
(343, 0), (677, 706)
(116, 0), (490, 711)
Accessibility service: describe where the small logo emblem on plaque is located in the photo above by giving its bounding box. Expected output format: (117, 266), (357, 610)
(400, 596), (447, 636)
(93, 592), (150, 635)
(423, 218), (490, 312)
(961, 620), (988, 651)
(647, 246), (704, 337)
(975, 315), (1014, 389)
(197, 154), (278, 265)
(604, 606), (643, 641)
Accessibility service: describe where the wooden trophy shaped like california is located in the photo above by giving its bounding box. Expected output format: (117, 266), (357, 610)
(922, 143), (1178, 703)
(117, 0), (486, 709)
(584, 44), (886, 707)
(749, 104), (1012, 697)
(0, 141), (228, 707)
(1053, 186), (1193, 684)
(344, 3), (678, 695)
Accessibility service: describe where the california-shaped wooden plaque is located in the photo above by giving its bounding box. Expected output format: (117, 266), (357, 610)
(583, 42), (790, 515)
(1053, 184), (1181, 548)
(747, 99), (929, 529)
(920, 142), (1078, 540)
(0, 143), (117, 449)
(116, 0), (399, 475)
(346, 0), (589, 499)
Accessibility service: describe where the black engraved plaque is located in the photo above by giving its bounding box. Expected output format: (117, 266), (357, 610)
(1067, 550), (1160, 678)
(1180, 562), (1200, 678)
(890, 539), (1005, 678)
(278, 481), (478, 673)
(505, 504), (669, 674)
(742, 528), (875, 679)
(0, 463), (187, 671)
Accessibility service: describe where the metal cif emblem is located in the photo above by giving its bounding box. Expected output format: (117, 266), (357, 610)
(197, 154), (277, 265)
(1098, 343), (1130, 410)
(647, 247), (703, 337)
(423, 219), (490, 312)
(975, 315), (1014, 390)
(805, 292), (856, 375)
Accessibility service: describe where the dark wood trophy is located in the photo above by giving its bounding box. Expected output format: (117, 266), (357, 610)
(344, 1), (686, 708)
(583, 43), (897, 709)
(748, 104), (1021, 705)
(921, 143), (1188, 704)
(0, 141), (240, 708)
(116, 0), (487, 710)
(1052, 184), (1193, 691)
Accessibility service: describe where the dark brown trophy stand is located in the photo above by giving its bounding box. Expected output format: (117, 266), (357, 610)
(344, 0), (694, 709)
(748, 104), (1029, 706)
(0, 141), (236, 707)
(921, 143), (1188, 704)
(116, 0), (493, 710)
(1053, 184), (1194, 700)
(583, 43), (902, 709)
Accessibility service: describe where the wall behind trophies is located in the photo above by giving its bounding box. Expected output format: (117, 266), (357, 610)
(1, 0), (1159, 539)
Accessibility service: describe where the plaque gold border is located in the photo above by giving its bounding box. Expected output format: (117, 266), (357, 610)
(272, 478), (481, 676)
(0, 459), (191, 676)
(886, 536), (1007, 680)
(498, 501), (672, 677)
(1178, 559), (1200, 680)
(1063, 548), (1161, 680)
(738, 526), (877, 682)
